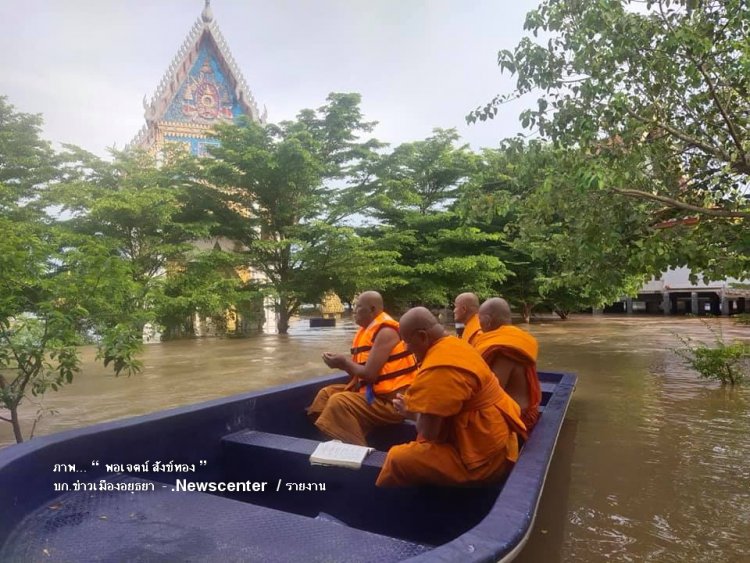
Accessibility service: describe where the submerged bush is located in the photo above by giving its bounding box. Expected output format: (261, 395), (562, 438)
(673, 323), (750, 386)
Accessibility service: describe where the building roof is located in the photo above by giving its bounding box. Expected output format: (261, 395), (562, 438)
(130, 1), (266, 150)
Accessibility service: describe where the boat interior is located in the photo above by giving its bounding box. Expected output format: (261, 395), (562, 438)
(0, 374), (561, 562)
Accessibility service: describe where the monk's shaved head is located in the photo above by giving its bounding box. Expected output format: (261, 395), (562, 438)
(478, 298), (512, 332)
(400, 307), (439, 336)
(357, 291), (384, 311)
(455, 293), (479, 310)
(453, 292), (479, 323)
(353, 290), (385, 327)
(399, 307), (446, 361)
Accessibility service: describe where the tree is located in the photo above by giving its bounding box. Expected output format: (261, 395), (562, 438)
(470, 0), (749, 280)
(0, 97), (141, 443)
(204, 93), (386, 333)
(288, 223), (407, 308)
(366, 129), (476, 220)
(359, 130), (510, 309)
(49, 145), (257, 338)
(460, 140), (654, 318)
(364, 214), (510, 310)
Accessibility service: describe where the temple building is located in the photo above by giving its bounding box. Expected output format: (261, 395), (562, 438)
(130, 0), (266, 155)
(130, 1), (268, 337)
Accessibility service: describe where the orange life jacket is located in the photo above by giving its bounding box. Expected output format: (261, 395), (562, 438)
(350, 312), (418, 396)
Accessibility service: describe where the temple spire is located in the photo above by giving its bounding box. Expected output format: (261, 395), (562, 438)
(129, 0), (263, 152)
(202, 0), (214, 23)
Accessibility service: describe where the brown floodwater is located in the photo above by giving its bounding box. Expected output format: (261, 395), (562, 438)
(2, 315), (749, 562)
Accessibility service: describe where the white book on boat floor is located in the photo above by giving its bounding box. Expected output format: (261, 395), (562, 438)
(309, 440), (374, 469)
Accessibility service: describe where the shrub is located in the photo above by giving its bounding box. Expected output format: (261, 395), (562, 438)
(673, 323), (750, 386)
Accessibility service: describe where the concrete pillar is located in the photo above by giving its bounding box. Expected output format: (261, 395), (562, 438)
(691, 292), (699, 315)
(193, 312), (203, 337)
(625, 298), (634, 314)
(661, 292), (671, 315)
(720, 294), (730, 316)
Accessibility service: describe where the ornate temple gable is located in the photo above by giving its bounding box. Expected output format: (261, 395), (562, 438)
(131, 1), (267, 154)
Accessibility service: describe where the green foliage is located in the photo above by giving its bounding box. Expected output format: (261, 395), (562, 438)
(362, 211), (510, 310)
(97, 324), (143, 377)
(0, 97), (144, 442)
(154, 250), (261, 338)
(351, 129), (511, 310)
(460, 140), (650, 317)
(673, 323), (750, 385)
(204, 93), (390, 333)
(0, 96), (58, 215)
(471, 0), (749, 281)
(366, 128), (477, 220)
(48, 145), (250, 338)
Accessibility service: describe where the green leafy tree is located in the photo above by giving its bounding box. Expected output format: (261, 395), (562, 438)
(460, 141), (649, 319)
(0, 97), (141, 443)
(154, 249), (261, 339)
(204, 93), (387, 333)
(471, 0), (749, 280)
(51, 146), (252, 337)
(367, 129), (476, 219)
(287, 223), (407, 308)
(359, 130), (510, 309)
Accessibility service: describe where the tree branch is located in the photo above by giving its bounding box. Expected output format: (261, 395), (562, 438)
(656, 0), (747, 168)
(624, 106), (730, 162)
(694, 61), (747, 168)
(611, 187), (749, 218)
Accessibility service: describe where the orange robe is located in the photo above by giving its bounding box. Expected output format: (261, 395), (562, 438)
(460, 313), (482, 346)
(376, 336), (526, 487)
(474, 325), (541, 431)
(307, 313), (417, 446)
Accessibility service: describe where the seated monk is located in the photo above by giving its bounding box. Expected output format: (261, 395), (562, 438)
(306, 291), (418, 446)
(376, 307), (526, 488)
(474, 297), (541, 431)
(453, 292), (482, 345)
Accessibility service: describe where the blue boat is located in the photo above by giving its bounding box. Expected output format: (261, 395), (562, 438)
(0, 370), (576, 562)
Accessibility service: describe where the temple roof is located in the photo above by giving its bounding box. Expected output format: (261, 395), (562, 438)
(130, 1), (266, 150)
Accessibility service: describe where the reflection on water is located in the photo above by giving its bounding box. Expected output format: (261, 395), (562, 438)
(2, 315), (749, 562)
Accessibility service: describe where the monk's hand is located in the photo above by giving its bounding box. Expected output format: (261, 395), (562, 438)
(322, 352), (346, 370)
(393, 393), (408, 417)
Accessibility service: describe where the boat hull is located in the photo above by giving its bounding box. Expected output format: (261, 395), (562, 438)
(0, 371), (576, 562)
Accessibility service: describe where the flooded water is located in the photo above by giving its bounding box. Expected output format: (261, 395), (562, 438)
(2, 315), (749, 562)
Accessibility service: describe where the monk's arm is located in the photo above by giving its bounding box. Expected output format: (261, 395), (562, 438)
(393, 393), (417, 421)
(416, 413), (443, 441)
(336, 327), (400, 383)
(490, 354), (519, 388)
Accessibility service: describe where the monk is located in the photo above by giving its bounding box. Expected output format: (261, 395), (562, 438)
(306, 291), (418, 446)
(453, 292), (482, 345)
(474, 297), (541, 431)
(376, 307), (526, 487)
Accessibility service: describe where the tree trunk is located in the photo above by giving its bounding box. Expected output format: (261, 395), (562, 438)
(554, 308), (570, 320)
(11, 405), (23, 443)
(277, 295), (290, 334)
(522, 303), (532, 324)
